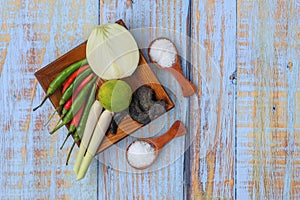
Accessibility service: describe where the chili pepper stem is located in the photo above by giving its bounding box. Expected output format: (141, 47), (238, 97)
(61, 108), (68, 116)
(43, 110), (56, 126)
(33, 94), (50, 111)
(43, 106), (62, 126)
(60, 113), (66, 120)
(60, 132), (73, 150)
(66, 142), (76, 166)
(50, 122), (65, 134)
(51, 76), (97, 135)
(54, 117), (61, 127)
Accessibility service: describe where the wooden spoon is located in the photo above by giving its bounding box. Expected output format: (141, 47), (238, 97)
(148, 37), (197, 97)
(126, 120), (187, 170)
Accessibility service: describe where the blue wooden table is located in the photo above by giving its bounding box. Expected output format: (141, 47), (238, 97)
(0, 0), (299, 199)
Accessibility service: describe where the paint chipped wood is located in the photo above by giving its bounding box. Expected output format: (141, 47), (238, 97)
(237, 0), (300, 199)
(1, 0), (299, 199)
(97, 1), (190, 199)
(0, 0), (98, 199)
(188, 0), (236, 199)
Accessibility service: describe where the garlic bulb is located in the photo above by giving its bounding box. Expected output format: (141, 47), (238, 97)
(86, 23), (139, 80)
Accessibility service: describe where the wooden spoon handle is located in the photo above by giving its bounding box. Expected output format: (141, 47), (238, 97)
(166, 66), (196, 97)
(149, 120), (187, 151)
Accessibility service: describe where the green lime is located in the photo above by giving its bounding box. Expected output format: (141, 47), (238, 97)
(98, 80), (132, 112)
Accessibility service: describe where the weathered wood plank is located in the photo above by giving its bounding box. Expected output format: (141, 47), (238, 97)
(0, 0), (98, 199)
(97, 0), (190, 199)
(188, 0), (236, 199)
(237, 0), (300, 199)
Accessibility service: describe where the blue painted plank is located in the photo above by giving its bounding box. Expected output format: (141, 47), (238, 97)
(0, 0), (98, 199)
(189, 0), (236, 199)
(97, 0), (190, 199)
(237, 0), (300, 199)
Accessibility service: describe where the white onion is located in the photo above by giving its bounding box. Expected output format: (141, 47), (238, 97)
(86, 23), (139, 80)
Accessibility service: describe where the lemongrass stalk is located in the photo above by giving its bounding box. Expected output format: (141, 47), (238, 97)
(76, 110), (113, 180)
(74, 100), (103, 174)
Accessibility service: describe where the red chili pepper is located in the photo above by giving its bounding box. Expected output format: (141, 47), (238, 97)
(69, 102), (85, 131)
(61, 98), (73, 118)
(33, 59), (87, 111)
(73, 73), (94, 97)
(62, 65), (90, 94)
(50, 75), (97, 135)
(61, 73), (93, 117)
(60, 102), (85, 150)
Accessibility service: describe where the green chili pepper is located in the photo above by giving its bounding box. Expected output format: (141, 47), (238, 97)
(59, 67), (92, 107)
(49, 76), (97, 135)
(33, 58), (87, 111)
(76, 84), (97, 139)
(65, 82), (97, 165)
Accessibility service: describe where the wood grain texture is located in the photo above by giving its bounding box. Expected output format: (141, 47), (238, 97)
(236, 0), (300, 199)
(188, 0), (237, 199)
(0, 0), (98, 199)
(2, 0), (300, 199)
(97, 0), (190, 199)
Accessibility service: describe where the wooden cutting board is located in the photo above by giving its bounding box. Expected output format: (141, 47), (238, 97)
(34, 20), (174, 153)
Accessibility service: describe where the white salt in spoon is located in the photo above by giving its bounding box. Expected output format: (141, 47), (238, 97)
(148, 37), (197, 97)
(126, 120), (187, 170)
